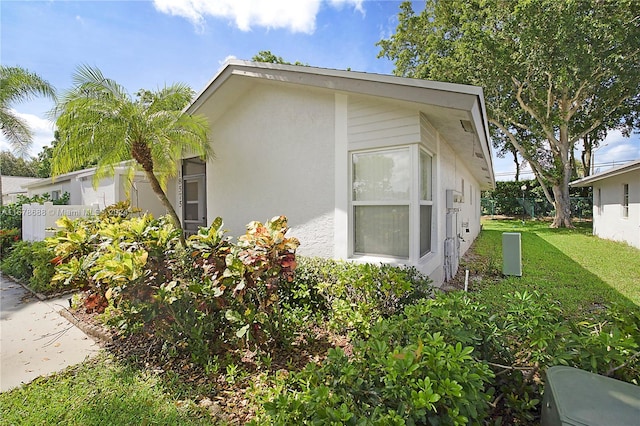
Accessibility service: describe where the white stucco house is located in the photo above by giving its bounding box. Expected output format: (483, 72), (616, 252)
(1, 175), (39, 204)
(171, 60), (495, 286)
(571, 159), (640, 249)
(23, 163), (169, 218)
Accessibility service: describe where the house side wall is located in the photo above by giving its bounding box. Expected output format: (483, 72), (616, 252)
(27, 179), (82, 204)
(593, 169), (640, 249)
(428, 133), (482, 285)
(118, 175), (169, 219)
(344, 97), (482, 286)
(206, 84), (336, 257)
(79, 175), (117, 208)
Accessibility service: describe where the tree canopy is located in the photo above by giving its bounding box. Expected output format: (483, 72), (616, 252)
(251, 50), (306, 66)
(378, 0), (640, 227)
(52, 65), (212, 236)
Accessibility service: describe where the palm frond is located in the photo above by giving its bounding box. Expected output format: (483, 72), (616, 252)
(0, 66), (57, 106)
(0, 108), (33, 153)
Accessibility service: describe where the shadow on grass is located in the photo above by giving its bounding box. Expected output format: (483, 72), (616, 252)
(468, 220), (637, 315)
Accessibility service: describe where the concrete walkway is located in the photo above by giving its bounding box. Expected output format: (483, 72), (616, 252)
(0, 273), (100, 392)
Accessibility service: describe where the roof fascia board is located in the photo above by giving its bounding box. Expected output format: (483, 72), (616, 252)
(188, 60), (484, 114)
(570, 160), (640, 187)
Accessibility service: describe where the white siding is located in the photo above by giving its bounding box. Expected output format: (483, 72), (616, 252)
(593, 169), (640, 249)
(347, 97), (420, 150)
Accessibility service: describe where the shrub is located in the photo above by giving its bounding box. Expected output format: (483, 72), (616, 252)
(372, 290), (640, 423)
(261, 324), (494, 425)
(48, 213), (301, 364)
(0, 240), (57, 293)
(0, 228), (20, 255)
(290, 257), (433, 337)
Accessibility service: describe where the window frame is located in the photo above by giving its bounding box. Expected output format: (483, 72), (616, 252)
(623, 183), (629, 218)
(349, 144), (434, 261)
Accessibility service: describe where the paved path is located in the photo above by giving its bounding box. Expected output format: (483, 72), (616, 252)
(0, 273), (99, 392)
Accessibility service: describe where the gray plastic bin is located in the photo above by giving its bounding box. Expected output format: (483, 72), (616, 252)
(541, 366), (640, 426)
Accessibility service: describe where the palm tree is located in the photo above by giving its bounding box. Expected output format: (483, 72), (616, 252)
(0, 66), (56, 152)
(0, 66), (56, 206)
(52, 65), (211, 238)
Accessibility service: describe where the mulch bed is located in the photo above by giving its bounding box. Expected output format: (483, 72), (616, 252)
(58, 294), (351, 424)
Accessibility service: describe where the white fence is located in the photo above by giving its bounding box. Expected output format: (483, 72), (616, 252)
(22, 202), (100, 242)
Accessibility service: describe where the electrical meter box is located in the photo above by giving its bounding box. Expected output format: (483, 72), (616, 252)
(502, 232), (522, 276)
(541, 366), (640, 426)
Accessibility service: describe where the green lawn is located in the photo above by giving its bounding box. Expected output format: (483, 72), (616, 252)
(469, 219), (640, 315)
(0, 354), (212, 426)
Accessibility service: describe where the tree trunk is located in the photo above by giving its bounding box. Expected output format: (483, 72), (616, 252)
(581, 134), (593, 177)
(131, 140), (184, 244)
(550, 126), (574, 228)
(513, 149), (521, 181)
(142, 169), (185, 245)
(551, 183), (573, 228)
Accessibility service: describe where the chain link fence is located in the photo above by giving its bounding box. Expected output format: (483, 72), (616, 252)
(481, 197), (592, 220)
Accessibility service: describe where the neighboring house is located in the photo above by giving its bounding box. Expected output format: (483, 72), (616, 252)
(171, 60), (495, 286)
(1, 175), (39, 204)
(571, 159), (640, 249)
(23, 163), (169, 218)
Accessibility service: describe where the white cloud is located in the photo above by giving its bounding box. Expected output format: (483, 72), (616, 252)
(153, 0), (364, 34)
(0, 110), (55, 158)
(219, 54), (237, 65)
(594, 130), (640, 166)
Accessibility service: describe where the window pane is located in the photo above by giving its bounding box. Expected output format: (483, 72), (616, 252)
(185, 181), (199, 202)
(183, 158), (206, 176)
(354, 205), (409, 257)
(185, 203), (199, 221)
(353, 149), (410, 201)
(420, 151), (432, 201)
(420, 205), (432, 256)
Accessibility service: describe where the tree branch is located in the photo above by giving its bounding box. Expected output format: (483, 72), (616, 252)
(606, 350), (640, 377)
(489, 118), (556, 204)
(512, 76), (559, 146)
(545, 72), (553, 120)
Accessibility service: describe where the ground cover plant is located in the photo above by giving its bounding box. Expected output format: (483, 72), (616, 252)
(2, 217), (639, 424)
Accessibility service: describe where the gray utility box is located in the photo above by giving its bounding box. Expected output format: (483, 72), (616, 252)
(502, 232), (522, 276)
(541, 366), (640, 426)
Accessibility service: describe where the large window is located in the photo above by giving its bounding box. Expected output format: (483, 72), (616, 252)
(351, 146), (433, 259)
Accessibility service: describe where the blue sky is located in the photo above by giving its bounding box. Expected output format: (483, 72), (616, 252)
(2, 0), (638, 180)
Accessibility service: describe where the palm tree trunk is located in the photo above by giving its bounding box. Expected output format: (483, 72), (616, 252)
(131, 140), (184, 243)
(142, 169), (185, 245)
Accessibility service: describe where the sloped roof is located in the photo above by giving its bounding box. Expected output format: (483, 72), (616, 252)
(186, 60), (495, 189)
(1, 176), (40, 194)
(570, 159), (640, 187)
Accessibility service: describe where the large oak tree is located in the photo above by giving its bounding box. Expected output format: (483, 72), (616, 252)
(379, 0), (640, 227)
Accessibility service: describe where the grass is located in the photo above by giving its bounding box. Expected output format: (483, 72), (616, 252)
(467, 219), (640, 315)
(0, 354), (212, 426)
(2, 219), (638, 423)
